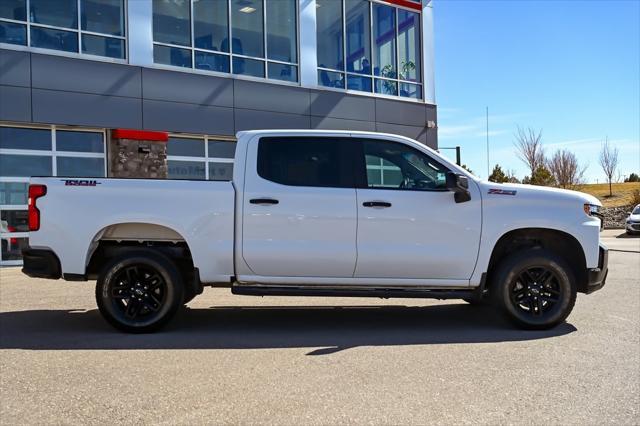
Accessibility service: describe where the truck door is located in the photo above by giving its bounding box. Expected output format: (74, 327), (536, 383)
(353, 137), (482, 281)
(241, 136), (358, 278)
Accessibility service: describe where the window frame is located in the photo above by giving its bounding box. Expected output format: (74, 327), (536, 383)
(316, 0), (423, 101)
(166, 133), (236, 181)
(0, 0), (128, 61)
(151, 0), (300, 84)
(353, 137), (452, 192)
(256, 136), (358, 189)
(0, 122), (107, 266)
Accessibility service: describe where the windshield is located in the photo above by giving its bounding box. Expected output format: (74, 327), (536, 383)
(633, 206), (640, 215)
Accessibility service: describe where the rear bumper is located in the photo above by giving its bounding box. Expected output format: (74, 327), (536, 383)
(21, 248), (61, 280)
(584, 244), (608, 294)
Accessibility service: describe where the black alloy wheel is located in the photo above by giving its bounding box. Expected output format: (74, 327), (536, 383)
(96, 250), (183, 333)
(493, 248), (576, 330)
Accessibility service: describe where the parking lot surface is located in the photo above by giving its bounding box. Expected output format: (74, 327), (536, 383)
(1, 231), (638, 424)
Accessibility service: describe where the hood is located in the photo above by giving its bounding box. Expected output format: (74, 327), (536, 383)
(478, 182), (602, 207)
(628, 214), (640, 222)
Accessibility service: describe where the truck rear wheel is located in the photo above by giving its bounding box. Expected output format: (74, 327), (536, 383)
(492, 248), (576, 330)
(96, 250), (184, 333)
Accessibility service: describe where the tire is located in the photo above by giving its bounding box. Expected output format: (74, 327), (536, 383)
(96, 250), (184, 333)
(491, 248), (576, 330)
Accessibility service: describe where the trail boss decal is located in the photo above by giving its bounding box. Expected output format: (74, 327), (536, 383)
(488, 188), (517, 196)
(61, 179), (101, 186)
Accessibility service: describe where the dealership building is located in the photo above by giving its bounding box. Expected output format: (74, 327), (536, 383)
(0, 0), (437, 265)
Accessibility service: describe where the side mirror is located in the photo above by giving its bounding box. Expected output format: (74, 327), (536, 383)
(445, 171), (471, 203)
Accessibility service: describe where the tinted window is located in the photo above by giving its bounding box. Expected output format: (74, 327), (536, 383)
(0, 127), (51, 150)
(56, 156), (105, 177)
(167, 137), (205, 157)
(30, 0), (77, 28)
(56, 131), (104, 153)
(153, 0), (191, 46)
(360, 139), (449, 191)
(231, 0), (263, 58)
(316, 0), (343, 72)
(81, 0), (124, 36)
(258, 137), (354, 188)
(266, 0), (296, 62)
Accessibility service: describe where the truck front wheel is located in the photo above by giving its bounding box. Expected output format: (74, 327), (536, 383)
(492, 248), (577, 330)
(96, 250), (184, 333)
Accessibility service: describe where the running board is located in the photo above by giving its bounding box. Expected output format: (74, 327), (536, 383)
(231, 285), (478, 300)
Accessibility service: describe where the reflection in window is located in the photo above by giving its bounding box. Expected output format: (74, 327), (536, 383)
(316, 0), (422, 100)
(0, 154), (52, 177)
(56, 131), (104, 152)
(56, 157), (105, 177)
(153, 0), (297, 82)
(208, 163), (233, 181)
(168, 160), (206, 180)
(0, 0), (126, 58)
(0, 127), (51, 150)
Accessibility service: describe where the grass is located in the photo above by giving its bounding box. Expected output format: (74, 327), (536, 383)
(575, 182), (640, 208)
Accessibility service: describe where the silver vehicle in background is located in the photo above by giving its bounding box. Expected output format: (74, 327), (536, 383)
(626, 205), (640, 235)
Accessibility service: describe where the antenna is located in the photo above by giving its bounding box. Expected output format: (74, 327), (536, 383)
(486, 106), (490, 177)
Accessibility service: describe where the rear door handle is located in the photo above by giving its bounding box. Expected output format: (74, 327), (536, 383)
(250, 198), (279, 205)
(363, 201), (392, 208)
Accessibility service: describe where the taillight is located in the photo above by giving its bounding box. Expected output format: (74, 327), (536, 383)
(28, 184), (47, 231)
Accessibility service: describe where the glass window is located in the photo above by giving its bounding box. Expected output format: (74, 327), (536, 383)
(268, 63), (296, 82)
(30, 26), (79, 53)
(81, 0), (124, 36)
(257, 137), (354, 188)
(373, 3), (396, 79)
(168, 160), (206, 180)
(56, 131), (104, 152)
(153, 0), (191, 46)
(1, 210), (28, 232)
(154, 44), (192, 68)
(399, 82), (421, 99)
(0, 154), (52, 177)
(56, 156), (105, 177)
(82, 34), (125, 59)
(231, 0), (263, 58)
(0, 21), (26, 45)
(318, 69), (345, 89)
(345, 0), (370, 75)
(194, 0), (228, 51)
(233, 57), (264, 78)
(361, 139), (449, 191)
(168, 137), (205, 157)
(0, 182), (28, 205)
(30, 0), (78, 29)
(208, 162), (233, 181)
(0, 0), (26, 21)
(0, 127), (51, 150)
(316, 0), (343, 72)
(195, 51), (230, 73)
(347, 74), (372, 93)
(375, 79), (397, 96)
(208, 140), (236, 158)
(266, 0), (296, 63)
(398, 9), (420, 82)
(2, 237), (28, 261)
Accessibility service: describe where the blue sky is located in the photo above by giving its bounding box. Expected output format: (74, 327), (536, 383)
(433, 0), (640, 182)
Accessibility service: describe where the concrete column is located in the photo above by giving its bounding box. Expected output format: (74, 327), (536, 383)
(299, 0), (319, 89)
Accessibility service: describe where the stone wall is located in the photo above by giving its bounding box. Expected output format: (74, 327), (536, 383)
(602, 205), (634, 229)
(109, 138), (167, 179)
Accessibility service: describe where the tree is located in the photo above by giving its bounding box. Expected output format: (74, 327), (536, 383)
(547, 149), (586, 189)
(489, 164), (509, 183)
(523, 165), (556, 186)
(625, 173), (639, 183)
(505, 170), (520, 183)
(599, 137), (619, 196)
(514, 126), (545, 178)
(461, 164), (474, 174)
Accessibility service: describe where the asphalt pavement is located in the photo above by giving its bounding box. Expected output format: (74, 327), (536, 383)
(0, 230), (638, 424)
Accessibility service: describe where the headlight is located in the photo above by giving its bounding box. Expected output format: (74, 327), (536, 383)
(584, 203), (600, 217)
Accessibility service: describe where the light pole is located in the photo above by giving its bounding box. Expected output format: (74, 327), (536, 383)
(438, 146), (461, 166)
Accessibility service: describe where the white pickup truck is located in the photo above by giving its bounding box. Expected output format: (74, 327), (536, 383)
(22, 130), (608, 332)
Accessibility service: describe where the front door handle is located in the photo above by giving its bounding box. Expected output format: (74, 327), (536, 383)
(250, 198), (279, 205)
(363, 201), (392, 208)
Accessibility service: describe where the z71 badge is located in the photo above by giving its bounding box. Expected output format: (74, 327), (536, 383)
(488, 188), (517, 196)
(61, 179), (101, 186)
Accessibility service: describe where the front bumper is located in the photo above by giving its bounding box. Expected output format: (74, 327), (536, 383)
(626, 222), (640, 233)
(584, 244), (608, 294)
(21, 248), (61, 280)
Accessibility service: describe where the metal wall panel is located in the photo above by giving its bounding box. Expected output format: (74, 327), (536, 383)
(32, 89), (142, 128)
(31, 55), (141, 98)
(143, 99), (234, 135)
(0, 50), (30, 87)
(234, 109), (311, 131)
(234, 80), (311, 116)
(309, 91), (376, 122)
(375, 98), (427, 127)
(142, 68), (234, 107)
(375, 122), (430, 146)
(0, 85), (31, 122)
(311, 116), (376, 131)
